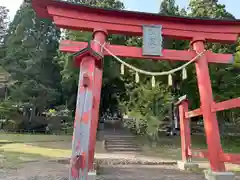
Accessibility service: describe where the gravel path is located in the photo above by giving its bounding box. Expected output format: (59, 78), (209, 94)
(98, 165), (205, 180)
(0, 161), (68, 180)
(0, 161), (208, 180)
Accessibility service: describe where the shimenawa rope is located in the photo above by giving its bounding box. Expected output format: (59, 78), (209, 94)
(93, 40), (206, 87)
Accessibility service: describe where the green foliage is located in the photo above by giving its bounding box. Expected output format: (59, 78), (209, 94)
(0, 100), (19, 120)
(0, 6), (9, 60)
(234, 42), (240, 68)
(46, 106), (72, 118)
(160, 0), (187, 16)
(0, 0), (239, 136)
(124, 111), (147, 135)
(59, 0), (125, 111)
(189, 0), (234, 19)
(122, 81), (173, 138)
(0, 6), (8, 44)
(2, 2), (61, 115)
(0, 100), (21, 131)
(189, 0), (240, 126)
(67, 0), (124, 9)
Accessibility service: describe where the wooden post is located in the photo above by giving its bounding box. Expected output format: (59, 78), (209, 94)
(179, 99), (191, 162)
(88, 29), (108, 171)
(191, 38), (225, 172)
(69, 29), (107, 180)
(70, 56), (96, 180)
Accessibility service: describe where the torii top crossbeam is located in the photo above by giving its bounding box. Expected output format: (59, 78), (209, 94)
(33, 0), (240, 43)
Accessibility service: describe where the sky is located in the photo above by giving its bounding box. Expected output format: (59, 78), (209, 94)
(0, 0), (239, 20)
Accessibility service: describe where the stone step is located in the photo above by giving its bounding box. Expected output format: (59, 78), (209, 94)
(105, 139), (135, 143)
(102, 128), (141, 152)
(103, 130), (131, 133)
(104, 131), (132, 135)
(105, 139), (135, 142)
(104, 133), (134, 136)
(105, 140), (138, 145)
(104, 136), (135, 139)
(104, 138), (136, 143)
(105, 147), (141, 152)
(105, 141), (135, 145)
(105, 144), (139, 148)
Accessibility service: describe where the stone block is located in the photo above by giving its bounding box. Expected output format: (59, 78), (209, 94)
(204, 170), (235, 180)
(177, 161), (199, 170)
(88, 171), (97, 180)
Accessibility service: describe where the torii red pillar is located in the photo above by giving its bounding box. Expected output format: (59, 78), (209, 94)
(69, 29), (107, 180)
(191, 38), (225, 171)
(88, 29), (108, 171)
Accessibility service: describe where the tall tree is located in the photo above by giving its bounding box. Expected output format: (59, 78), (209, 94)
(67, 0), (123, 8)
(189, 0), (240, 100)
(189, 0), (234, 19)
(160, 0), (187, 16)
(0, 6), (8, 44)
(158, 0), (194, 135)
(0, 6), (9, 58)
(188, 0), (240, 134)
(2, 1), (61, 117)
(59, 0), (125, 112)
(159, 0), (188, 91)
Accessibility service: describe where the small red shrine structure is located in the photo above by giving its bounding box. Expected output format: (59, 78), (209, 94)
(32, 0), (240, 179)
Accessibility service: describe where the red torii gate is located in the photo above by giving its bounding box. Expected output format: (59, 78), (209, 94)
(32, 0), (240, 180)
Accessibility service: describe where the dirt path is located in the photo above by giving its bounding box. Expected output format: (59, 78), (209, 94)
(99, 165), (205, 180)
(0, 161), (68, 180)
(0, 161), (207, 180)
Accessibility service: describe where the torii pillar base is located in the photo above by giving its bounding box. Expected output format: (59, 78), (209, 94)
(204, 170), (235, 180)
(177, 161), (199, 171)
(88, 171), (97, 180)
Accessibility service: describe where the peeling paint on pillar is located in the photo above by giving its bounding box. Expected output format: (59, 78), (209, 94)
(69, 57), (95, 180)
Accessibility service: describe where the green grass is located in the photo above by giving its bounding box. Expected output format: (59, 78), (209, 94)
(0, 132), (72, 169)
(136, 133), (240, 160)
(136, 134), (240, 173)
(0, 132), (106, 169)
(0, 151), (48, 169)
(136, 134), (204, 160)
(0, 132), (71, 143)
(221, 136), (240, 153)
(0, 143), (71, 158)
(1, 132), (239, 171)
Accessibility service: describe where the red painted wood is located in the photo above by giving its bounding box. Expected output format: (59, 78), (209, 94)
(53, 16), (238, 43)
(179, 100), (192, 162)
(74, 51), (102, 68)
(32, 0), (240, 26)
(81, 112), (89, 124)
(185, 108), (202, 118)
(221, 153), (240, 164)
(191, 151), (240, 164)
(70, 56), (96, 180)
(32, 0), (240, 42)
(192, 149), (208, 159)
(47, 6), (240, 34)
(60, 40), (233, 64)
(212, 98), (240, 112)
(192, 39), (225, 172)
(88, 29), (106, 171)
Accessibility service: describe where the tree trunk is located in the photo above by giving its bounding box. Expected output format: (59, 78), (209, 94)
(217, 112), (225, 138)
(29, 106), (36, 122)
